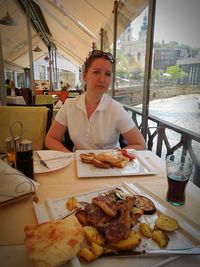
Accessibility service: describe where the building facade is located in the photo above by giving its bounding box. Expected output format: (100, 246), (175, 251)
(34, 53), (80, 90)
(119, 13), (147, 69)
(177, 57), (200, 85)
(153, 48), (187, 72)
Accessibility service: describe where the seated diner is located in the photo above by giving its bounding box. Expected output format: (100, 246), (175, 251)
(45, 50), (146, 152)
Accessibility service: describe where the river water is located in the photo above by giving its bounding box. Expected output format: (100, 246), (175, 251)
(135, 94), (200, 175)
(136, 94), (200, 186)
(148, 94), (200, 135)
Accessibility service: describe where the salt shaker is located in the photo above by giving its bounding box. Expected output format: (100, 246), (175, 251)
(16, 139), (35, 180)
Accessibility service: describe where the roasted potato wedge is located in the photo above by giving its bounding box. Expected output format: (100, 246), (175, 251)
(155, 214), (179, 232)
(152, 229), (169, 247)
(78, 247), (96, 262)
(139, 223), (152, 238)
(91, 242), (104, 257)
(66, 196), (78, 211)
(83, 226), (105, 245)
(110, 231), (141, 250)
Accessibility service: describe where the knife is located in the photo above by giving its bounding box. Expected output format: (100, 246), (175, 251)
(102, 246), (200, 258)
(34, 151), (49, 169)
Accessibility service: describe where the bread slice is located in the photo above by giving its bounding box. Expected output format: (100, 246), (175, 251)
(80, 153), (94, 164)
(109, 157), (129, 168)
(24, 216), (84, 267)
(94, 151), (124, 163)
(93, 158), (111, 169)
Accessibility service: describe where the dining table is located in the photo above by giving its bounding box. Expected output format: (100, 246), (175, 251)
(0, 149), (200, 267)
(7, 96), (26, 105)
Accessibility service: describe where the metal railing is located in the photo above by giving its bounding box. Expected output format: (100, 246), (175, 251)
(123, 104), (200, 188)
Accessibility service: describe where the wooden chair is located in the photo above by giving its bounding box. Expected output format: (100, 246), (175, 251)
(35, 95), (55, 105)
(0, 106), (52, 153)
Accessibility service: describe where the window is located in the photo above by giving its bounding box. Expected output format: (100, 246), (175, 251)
(39, 65), (46, 80)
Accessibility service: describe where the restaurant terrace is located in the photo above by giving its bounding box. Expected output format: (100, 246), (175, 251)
(0, 1), (200, 265)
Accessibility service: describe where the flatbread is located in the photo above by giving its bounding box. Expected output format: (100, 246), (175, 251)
(24, 216), (84, 267)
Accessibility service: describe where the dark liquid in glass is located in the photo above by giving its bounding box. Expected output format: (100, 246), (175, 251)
(167, 174), (188, 206)
(16, 150), (34, 180)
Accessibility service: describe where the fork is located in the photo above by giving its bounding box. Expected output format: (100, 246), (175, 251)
(57, 201), (89, 220)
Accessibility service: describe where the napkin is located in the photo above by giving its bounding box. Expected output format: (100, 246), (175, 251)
(0, 159), (39, 207)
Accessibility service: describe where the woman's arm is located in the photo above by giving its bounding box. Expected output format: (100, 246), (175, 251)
(122, 127), (146, 150)
(45, 120), (71, 152)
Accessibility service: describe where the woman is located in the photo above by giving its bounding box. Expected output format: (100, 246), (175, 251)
(45, 50), (146, 152)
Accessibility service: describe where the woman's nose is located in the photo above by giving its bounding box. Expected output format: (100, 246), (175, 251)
(99, 74), (106, 81)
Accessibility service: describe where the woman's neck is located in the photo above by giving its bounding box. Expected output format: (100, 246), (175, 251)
(85, 93), (102, 119)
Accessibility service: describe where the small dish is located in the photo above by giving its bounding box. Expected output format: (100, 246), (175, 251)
(34, 150), (73, 173)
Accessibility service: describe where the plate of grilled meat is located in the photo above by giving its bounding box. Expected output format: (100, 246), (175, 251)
(32, 182), (200, 267)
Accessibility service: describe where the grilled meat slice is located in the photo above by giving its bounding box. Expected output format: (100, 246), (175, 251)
(102, 196), (135, 243)
(92, 192), (119, 217)
(85, 203), (111, 228)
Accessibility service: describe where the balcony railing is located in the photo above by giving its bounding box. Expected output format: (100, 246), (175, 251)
(123, 104), (200, 188)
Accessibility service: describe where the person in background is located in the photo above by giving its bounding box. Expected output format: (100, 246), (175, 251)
(9, 80), (21, 96)
(45, 50), (146, 152)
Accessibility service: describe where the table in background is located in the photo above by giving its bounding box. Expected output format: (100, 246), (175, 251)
(7, 96), (26, 105)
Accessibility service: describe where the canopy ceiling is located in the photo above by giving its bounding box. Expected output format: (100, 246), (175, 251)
(0, 0), (148, 69)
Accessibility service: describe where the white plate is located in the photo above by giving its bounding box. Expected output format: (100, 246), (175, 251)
(76, 149), (157, 178)
(33, 182), (200, 267)
(34, 150), (73, 173)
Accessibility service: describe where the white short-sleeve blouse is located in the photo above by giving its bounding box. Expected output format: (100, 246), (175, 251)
(55, 93), (135, 150)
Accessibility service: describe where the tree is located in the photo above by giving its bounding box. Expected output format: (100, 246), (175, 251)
(151, 69), (164, 81)
(165, 65), (187, 81)
(116, 52), (142, 79)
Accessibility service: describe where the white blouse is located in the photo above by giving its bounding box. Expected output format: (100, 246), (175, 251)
(55, 93), (135, 150)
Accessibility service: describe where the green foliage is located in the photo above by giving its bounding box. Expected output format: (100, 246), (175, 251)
(166, 65), (187, 80)
(154, 41), (200, 58)
(116, 52), (142, 79)
(151, 69), (164, 80)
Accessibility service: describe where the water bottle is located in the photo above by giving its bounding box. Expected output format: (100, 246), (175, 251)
(16, 140), (35, 180)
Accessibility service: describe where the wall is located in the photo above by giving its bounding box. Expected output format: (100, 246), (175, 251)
(113, 85), (200, 106)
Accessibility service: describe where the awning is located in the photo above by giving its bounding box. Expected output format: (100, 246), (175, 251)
(1, 0), (148, 69)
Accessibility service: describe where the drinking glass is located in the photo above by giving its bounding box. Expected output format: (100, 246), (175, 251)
(4, 137), (16, 166)
(166, 154), (193, 206)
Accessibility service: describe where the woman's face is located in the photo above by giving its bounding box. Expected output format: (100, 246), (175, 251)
(84, 58), (112, 95)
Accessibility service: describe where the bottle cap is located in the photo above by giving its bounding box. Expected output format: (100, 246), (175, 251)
(19, 140), (32, 151)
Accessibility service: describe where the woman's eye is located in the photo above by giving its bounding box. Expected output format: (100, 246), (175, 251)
(93, 70), (100, 74)
(105, 72), (111, 77)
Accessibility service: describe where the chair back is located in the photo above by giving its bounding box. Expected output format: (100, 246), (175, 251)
(0, 106), (50, 153)
(35, 95), (55, 105)
(21, 88), (32, 104)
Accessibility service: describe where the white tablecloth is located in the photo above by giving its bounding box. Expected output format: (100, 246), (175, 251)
(7, 96), (26, 105)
